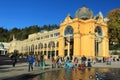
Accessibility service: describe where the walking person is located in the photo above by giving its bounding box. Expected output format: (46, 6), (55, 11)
(41, 55), (45, 70)
(27, 54), (34, 72)
(74, 57), (78, 67)
(58, 57), (62, 68)
(10, 50), (18, 67)
(103, 57), (106, 63)
(34, 53), (38, 67)
(37, 53), (41, 67)
(87, 58), (92, 67)
(52, 57), (55, 68)
(81, 55), (87, 67)
(81, 55), (87, 64)
(65, 57), (70, 68)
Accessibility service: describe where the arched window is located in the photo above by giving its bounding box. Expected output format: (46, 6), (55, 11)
(38, 43), (40, 49)
(40, 43), (43, 49)
(44, 43), (47, 48)
(35, 45), (37, 49)
(29, 46), (30, 52)
(38, 43), (43, 49)
(25, 46), (28, 51)
(64, 26), (73, 37)
(31, 44), (34, 52)
(56, 42), (59, 47)
(95, 26), (103, 37)
(48, 41), (55, 48)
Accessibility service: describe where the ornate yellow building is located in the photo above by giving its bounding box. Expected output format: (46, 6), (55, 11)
(8, 7), (109, 58)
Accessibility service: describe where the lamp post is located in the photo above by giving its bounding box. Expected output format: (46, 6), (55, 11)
(67, 36), (70, 57)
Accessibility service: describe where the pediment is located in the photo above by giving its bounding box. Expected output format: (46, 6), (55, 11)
(64, 14), (73, 23)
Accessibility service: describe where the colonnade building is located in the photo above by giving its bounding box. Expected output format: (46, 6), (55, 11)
(8, 6), (109, 59)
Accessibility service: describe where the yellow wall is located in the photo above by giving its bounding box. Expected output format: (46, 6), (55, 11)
(59, 16), (109, 58)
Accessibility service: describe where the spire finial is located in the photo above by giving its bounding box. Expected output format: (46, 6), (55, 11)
(67, 13), (71, 16)
(13, 34), (16, 41)
(82, 4), (86, 7)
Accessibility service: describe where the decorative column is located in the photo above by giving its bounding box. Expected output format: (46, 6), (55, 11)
(59, 35), (64, 57)
(46, 43), (48, 59)
(89, 33), (95, 57)
(102, 37), (109, 57)
(50, 46), (52, 59)
(54, 41), (57, 59)
(67, 41), (70, 57)
(43, 44), (44, 55)
(74, 31), (81, 57)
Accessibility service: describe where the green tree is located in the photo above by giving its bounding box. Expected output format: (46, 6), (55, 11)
(0, 24), (59, 42)
(9, 27), (21, 40)
(41, 24), (59, 31)
(107, 9), (120, 44)
(0, 27), (9, 42)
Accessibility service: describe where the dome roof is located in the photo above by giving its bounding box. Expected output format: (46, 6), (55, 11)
(75, 7), (93, 20)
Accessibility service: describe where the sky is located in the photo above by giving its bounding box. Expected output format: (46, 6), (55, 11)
(0, 0), (120, 30)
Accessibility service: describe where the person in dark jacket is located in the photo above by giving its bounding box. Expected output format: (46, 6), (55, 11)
(81, 55), (87, 64)
(11, 50), (18, 67)
(87, 58), (92, 67)
(27, 54), (34, 72)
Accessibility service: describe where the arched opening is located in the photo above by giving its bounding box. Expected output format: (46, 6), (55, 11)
(44, 43), (47, 55)
(48, 41), (55, 59)
(35, 45), (37, 50)
(29, 46), (30, 53)
(94, 26), (103, 56)
(0, 43), (7, 55)
(31, 44), (34, 54)
(25, 46), (28, 53)
(38, 43), (43, 55)
(56, 42), (59, 56)
(64, 26), (74, 60)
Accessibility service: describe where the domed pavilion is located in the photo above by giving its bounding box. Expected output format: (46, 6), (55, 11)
(59, 6), (109, 58)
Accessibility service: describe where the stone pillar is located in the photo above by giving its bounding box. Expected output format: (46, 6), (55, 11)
(59, 36), (64, 57)
(54, 42), (57, 59)
(37, 44), (38, 54)
(74, 32), (81, 57)
(90, 34), (95, 57)
(67, 42), (70, 57)
(46, 43), (48, 59)
(102, 37), (109, 57)
(42, 43), (44, 55)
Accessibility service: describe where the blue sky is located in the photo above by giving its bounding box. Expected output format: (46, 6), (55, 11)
(0, 0), (119, 30)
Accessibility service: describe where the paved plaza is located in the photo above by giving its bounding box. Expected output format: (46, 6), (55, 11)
(0, 56), (120, 80)
(0, 60), (120, 80)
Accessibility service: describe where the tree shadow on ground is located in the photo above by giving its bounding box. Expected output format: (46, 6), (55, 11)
(2, 73), (40, 80)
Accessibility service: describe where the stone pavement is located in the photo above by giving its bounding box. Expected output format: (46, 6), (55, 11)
(0, 59), (53, 80)
(0, 60), (120, 80)
(0, 63), (29, 79)
(92, 61), (120, 68)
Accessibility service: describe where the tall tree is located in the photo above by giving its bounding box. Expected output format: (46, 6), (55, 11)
(9, 27), (21, 40)
(0, 24), (59, 42)
(0, 27), (9, 42)
(107, 9), (120, 44)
